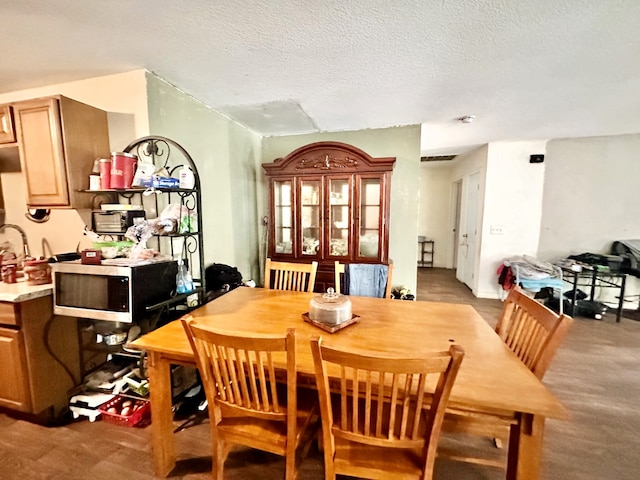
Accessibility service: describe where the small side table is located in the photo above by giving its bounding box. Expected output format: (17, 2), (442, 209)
(418, 238), (434, 268)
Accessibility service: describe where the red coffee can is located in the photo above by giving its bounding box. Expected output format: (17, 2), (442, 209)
(110, 152), (137, 189)
(99, 158), (111, 189)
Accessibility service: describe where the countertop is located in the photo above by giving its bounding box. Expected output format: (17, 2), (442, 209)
(0, 278), (53, 303)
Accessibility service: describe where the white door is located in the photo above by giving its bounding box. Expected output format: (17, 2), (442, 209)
(450, 180), (462, 269)
(456, 172), (480, 289)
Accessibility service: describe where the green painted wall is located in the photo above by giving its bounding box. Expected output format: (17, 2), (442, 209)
(261, 126), (422, 295)
(145, 73), (263, 283)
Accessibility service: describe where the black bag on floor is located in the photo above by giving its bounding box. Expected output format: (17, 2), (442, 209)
(204, 263), (243, 301)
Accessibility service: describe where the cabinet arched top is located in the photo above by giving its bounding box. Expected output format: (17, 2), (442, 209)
(262, 141), (396, 176)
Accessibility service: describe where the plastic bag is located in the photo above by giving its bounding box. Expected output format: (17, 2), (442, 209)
(159, 204), (197, 234)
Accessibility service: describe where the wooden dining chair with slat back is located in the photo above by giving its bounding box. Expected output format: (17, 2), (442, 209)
(439, 285), (573, 470)
(265, 258), (318, 292)
(182, 319), (320, 480)
(310, 337), (465, 480)
(496, 285), (573, 379)
(334, 260), (394, 299)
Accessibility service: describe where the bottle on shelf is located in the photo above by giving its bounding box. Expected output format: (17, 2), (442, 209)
(178, 166), (195, 189)
(176, 259), (195, 294)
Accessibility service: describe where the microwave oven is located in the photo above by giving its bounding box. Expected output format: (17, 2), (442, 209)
(53, 260), (178, 323)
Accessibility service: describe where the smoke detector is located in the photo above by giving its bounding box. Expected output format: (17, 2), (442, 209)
(458, 115), (475, 123)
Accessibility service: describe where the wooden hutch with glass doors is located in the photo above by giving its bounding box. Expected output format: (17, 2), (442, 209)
(262, 141), (395, 292)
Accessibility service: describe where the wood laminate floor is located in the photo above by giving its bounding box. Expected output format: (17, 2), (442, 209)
(1, 268), (639, 479)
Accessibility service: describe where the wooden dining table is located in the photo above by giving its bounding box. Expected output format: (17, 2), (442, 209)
(130, 287), (568, 480)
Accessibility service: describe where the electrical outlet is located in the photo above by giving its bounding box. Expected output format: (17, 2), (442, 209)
(490, 225), (504, 235)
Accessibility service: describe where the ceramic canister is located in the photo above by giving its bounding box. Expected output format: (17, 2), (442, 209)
(110, 152), (137, 189)
(99, 158), (111, 189)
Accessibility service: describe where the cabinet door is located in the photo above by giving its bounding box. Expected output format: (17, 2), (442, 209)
(14, 98), (70, 206)
(299, 178), (322, 258)
(355, 175), (384, 260)
(0, 327), (31, 412)
(271, 178), (294, 256)
(326, 176), (352, 258)
(0, 105), (16, 144)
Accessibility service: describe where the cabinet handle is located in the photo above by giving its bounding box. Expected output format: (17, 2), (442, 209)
(1, 115), (7, 134)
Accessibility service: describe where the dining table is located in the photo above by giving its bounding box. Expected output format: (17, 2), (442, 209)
(129, 287), (568, 480)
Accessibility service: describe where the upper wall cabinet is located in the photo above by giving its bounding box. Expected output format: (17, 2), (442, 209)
(0, 105), (16, 144)
(262, 141), (396, 291)
(12, 95), (110, 209)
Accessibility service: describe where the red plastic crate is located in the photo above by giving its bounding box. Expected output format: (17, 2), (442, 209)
(98, 395), (150, 427)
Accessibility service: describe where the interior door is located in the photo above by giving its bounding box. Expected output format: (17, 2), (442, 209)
(456, 172), (480, 289)
(451, 179), (462, 269)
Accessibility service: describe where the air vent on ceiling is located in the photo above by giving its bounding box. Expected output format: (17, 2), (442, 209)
(420, 155), (456, 162)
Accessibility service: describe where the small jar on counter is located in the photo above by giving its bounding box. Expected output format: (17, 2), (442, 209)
(2, 265), (17, 284)
(23, 258), (52, 285)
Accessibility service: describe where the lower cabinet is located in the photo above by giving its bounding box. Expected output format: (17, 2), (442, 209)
(0, 296), (80, 421)
(0, 326), (30, 411)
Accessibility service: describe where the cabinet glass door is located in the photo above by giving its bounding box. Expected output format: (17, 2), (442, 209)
(273, 180), (293, 254)
(357, 177), (381, 258)
(328, 178), (350, 257)
(300, 179), (321, 256)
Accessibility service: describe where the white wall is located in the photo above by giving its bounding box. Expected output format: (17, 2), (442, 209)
(538, 133), (640, 301)
(477, 140), (548, 298)
(0, 71), (148, 257)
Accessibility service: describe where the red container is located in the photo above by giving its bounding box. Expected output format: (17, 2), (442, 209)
(24, 258), (52, 285)
(1, 265), (17, 284)
(98, 395), (150, 427)
(110, 152), (137, 189)
(99, 158), (111, 189)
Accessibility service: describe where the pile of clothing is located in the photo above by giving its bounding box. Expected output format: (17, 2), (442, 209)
(497, 255), (563, 292)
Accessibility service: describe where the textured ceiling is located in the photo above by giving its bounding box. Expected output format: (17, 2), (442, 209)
(1, 0), (639, 155)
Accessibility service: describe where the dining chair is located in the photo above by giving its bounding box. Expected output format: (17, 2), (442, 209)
(439, 285), (573, 469)
(334, 260), (393, 299)
(310, 336), (465, 480)
(181, 319), (320, 480)
(264, 258), (319, 292)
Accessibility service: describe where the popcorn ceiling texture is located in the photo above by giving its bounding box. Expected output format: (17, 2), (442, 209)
(1, 0), (639, 153)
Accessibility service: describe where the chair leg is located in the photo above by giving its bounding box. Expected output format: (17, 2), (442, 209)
(285, 454), (296, 480)
(211, 434), (226, 480)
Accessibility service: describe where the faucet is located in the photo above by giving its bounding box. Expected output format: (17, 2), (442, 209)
(0, 224), (31, 260)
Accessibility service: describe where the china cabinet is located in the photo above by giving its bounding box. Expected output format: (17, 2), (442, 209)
(263, 141), (395, 292)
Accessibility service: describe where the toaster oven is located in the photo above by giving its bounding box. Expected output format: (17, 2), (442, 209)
(92, 210), (145, 234)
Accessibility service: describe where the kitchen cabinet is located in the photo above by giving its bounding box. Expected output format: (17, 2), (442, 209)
(0, 104), (16, 144)
(0, 325), (30, 411)
(0, 295), (80, 422)
(13, 95), (110, 209)
(262, 141), (395, 292)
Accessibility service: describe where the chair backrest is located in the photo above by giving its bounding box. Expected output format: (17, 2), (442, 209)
(311, 337), (464, 477)
(182, 318), (296, 423)
(495, 286), (573, 379)
(334, 260), (393, 299)
(264, 258), (318, 292)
